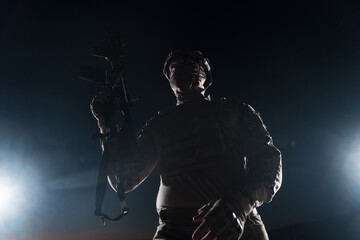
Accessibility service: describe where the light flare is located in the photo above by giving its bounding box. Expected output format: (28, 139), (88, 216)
(339, 130), (360, 202)
(0, 177), (26, 217)
(344, 145), (360, 185)
(0, 150), (43, 238)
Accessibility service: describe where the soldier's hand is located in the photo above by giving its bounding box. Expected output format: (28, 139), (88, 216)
(192, 199), (244, 240)
(90, 86), (119, 133)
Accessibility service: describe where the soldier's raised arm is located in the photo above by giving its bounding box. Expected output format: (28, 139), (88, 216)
(90, 88), (159, 194)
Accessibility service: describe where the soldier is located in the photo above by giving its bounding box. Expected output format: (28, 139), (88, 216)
(90, 49), (282, 240)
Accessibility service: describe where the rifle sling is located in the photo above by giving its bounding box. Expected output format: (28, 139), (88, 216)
(94, 139), (129, 225)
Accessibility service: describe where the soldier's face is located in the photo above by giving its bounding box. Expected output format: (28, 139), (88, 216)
(168, 58), (206, 98)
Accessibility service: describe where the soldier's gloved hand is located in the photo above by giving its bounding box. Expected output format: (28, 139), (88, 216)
(192, 192), (253, 240)
(90, 86), (119, 133)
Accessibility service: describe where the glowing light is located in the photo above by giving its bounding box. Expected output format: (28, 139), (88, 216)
(344, 146), (360, 186)
(0, 177), (25, 217)
(339, 131), (360, 202)
(0, 135), (43, 238)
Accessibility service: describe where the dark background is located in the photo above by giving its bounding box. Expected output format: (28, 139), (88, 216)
(1, 0), (360, 239)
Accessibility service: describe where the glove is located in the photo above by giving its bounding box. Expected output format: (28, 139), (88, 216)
(192, 192), (253, 240)
(90, 86), (120, 133)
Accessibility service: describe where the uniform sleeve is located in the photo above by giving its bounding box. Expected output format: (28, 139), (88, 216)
(240, 104), (282, 207)
(106, 118), (159, 193)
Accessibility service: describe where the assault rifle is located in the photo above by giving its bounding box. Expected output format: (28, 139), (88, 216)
(80, 30), (137, 225)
